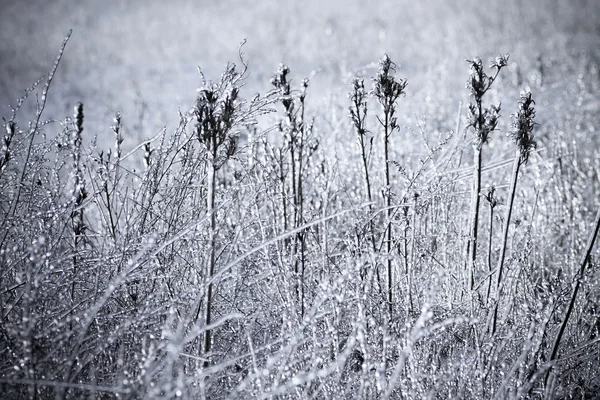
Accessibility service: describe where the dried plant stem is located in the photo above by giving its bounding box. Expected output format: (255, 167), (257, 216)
(468, 145), (483, 291)
(383, 112), (393, 318)
(491, 152), (521, 334)
(0, 30), (72, 251)
(547, 207), (600, 378)
(203, 149), (217, 367)
(486, 201), (495, 304)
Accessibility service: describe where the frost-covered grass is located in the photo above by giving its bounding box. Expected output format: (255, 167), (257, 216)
(1, 1), (600, 399)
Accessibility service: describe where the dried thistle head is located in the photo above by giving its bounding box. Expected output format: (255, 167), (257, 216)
(467, 101), (501, 146)
(466, 57), (486, 98)
(349, 78), (368, 136)
(510, 92), (537, 164)
(74, 102), (84, 135)
(484, 184), (498, 208)
(71, 103), (84, 162)
(195, 86), (220, 147)
(194, 63), (248, 169)
(466, 54), (508, 99)
(373, 54), (407, 110)
(491, 54), (509, 70)
(271, 63), (293, 112)
(465, 55), (509, 147)
(112, 112), (123, 159)
(143, 142), (152, 169)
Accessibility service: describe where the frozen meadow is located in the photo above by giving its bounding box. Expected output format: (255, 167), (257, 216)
(1, 0), (600, 398)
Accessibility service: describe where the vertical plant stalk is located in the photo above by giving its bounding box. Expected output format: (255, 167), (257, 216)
(373, 54), (407, 318)
(297, 78), (309, 319)
(350, 77), (379, 287)
(468, 145), (483, 290)
(484, 186), (497, 304)
(465, 55), (507, 291)
(194, 61), (246, 364)
(71, 103), (86, 307)
(407, 193), (418, 312)
(547, 207), (600, 378)
(491, 154), (521, 334)
(104, 113), (123, 242)
(491, 92), (536, 335)
(350, 79), (373, 208)
(271, 65), (313, 318)
(204, 128), (218, 366)
(271, 65), (301, 303)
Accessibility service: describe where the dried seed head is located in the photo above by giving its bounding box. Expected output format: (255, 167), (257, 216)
(484, 185), (498, 208)
(143, 142), (152, 168)
(511, 92), (537, 164)
(373, 54), (407, 109)
(74, 102), (84, 135)
(491, 54), (509, 70)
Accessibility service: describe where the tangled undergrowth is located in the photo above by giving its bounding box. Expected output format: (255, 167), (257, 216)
(1, 31), (599, 399)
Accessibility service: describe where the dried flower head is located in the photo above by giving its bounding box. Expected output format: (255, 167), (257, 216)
(271, 63), (293, 112)
(510, 92), (537, 164)
(349, 78), (368, 137)
(484, 184), (498, 208)
(373, 54), (408, 112)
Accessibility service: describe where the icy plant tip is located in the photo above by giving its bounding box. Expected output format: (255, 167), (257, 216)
(510, 91), (537, 164)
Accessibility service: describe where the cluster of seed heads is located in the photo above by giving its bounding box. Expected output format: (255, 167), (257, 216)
(194, 71), (240, 169)
(349, 78), (368, 137)
(271, 64), (293, 113)
(373, 54), (408, 130)
(466, 55), (509, 146)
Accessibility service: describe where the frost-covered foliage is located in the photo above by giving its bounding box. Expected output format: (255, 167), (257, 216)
(1, 25), (600, 400)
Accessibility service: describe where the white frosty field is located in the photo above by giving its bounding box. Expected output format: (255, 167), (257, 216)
(1, 0), (599, 398)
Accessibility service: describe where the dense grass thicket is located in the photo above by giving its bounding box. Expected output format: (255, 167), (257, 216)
(1, 22), (600, 400)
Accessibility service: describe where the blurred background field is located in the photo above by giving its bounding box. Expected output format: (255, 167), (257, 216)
(1, 0), (599, 143)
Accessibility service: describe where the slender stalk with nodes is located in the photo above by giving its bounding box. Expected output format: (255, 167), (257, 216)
(271, 64), (314, 318)
(491, 91), (537, 335)
(465, 55), (508, 291)
(71, 103), (86, 306)
(194, 60), (247, 365)
(350, 78), (378, 256)
(373, 54), (407, 318)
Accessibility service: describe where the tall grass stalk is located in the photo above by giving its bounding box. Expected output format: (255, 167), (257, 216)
(491, 92), (536, 335)
(465, 55), (507, 291)
(373, 54), (407, 318)
(547, 206), (600, 380)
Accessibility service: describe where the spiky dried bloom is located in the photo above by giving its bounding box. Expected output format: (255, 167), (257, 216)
(467, 102), (501, 145)
(373, 54), (408, 123)
(71, 103), (84, 178)
(194, 71), (241, 170)
(465, 55), (508, 146)
(112, 112), (123, 159)
(71, 103), (86, 235)
(349, 78), (368, 137)
(270, 63), (293, 113)
(143, 142), (152, 168)
(74, 103), (84, 135)
(510, 92), (537, 164)
(484, 184), (498, 209)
